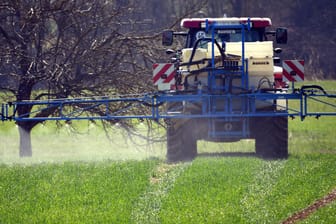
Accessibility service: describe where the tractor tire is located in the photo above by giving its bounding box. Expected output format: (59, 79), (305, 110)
(254, 116), (288, 159)
(166, 119), (197, 163)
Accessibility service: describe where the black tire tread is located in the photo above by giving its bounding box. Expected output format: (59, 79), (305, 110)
(254, 116), (288, 159)
(166, 119), (197, 163)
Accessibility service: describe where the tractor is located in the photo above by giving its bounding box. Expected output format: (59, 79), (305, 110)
(154, 17), (291, 162)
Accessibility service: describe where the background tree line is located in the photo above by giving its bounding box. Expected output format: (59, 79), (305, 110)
(133, 0), (335, 79)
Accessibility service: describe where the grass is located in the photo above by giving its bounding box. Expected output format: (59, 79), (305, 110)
(159, 157), (261, 223)
(0, 80), (335, 223)
(288, 80), (336, 155)
(300, 201), (336, 224)
(0, 121), (166, 163)
(131, 162), (192, 223)
(0, 160), (158, 224)
(159, 155), (336, 223)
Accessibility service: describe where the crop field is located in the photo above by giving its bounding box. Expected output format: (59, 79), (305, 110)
(0, 81), (336, 223)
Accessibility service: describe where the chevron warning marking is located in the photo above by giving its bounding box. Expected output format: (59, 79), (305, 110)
(153, 63), (176, 86)
(282, 60), (304, 82)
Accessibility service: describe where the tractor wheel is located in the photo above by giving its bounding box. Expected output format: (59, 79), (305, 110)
(166, 119), (197, 163)
(254, 116), (288, 159)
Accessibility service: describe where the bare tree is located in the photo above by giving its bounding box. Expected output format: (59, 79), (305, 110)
(0, 0), (163, 156)
(0, 0), (207, 157)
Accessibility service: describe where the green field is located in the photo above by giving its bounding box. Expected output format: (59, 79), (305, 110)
(0, 81), (336, 223)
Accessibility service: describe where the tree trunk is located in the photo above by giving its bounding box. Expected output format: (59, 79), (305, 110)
(18, 125), (32, 157)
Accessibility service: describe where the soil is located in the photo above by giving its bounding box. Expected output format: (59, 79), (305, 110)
(281, 188), (336, 224)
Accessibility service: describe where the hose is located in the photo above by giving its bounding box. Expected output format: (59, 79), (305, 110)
(187, 37), (225, 70)
(300, 85), (327, 95)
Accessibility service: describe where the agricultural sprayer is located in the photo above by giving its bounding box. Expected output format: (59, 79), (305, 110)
(1, 17), (336, 162)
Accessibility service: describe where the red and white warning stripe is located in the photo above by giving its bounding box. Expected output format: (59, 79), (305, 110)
(153, 63), (175, 86)
(282, 60), (304, 82)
